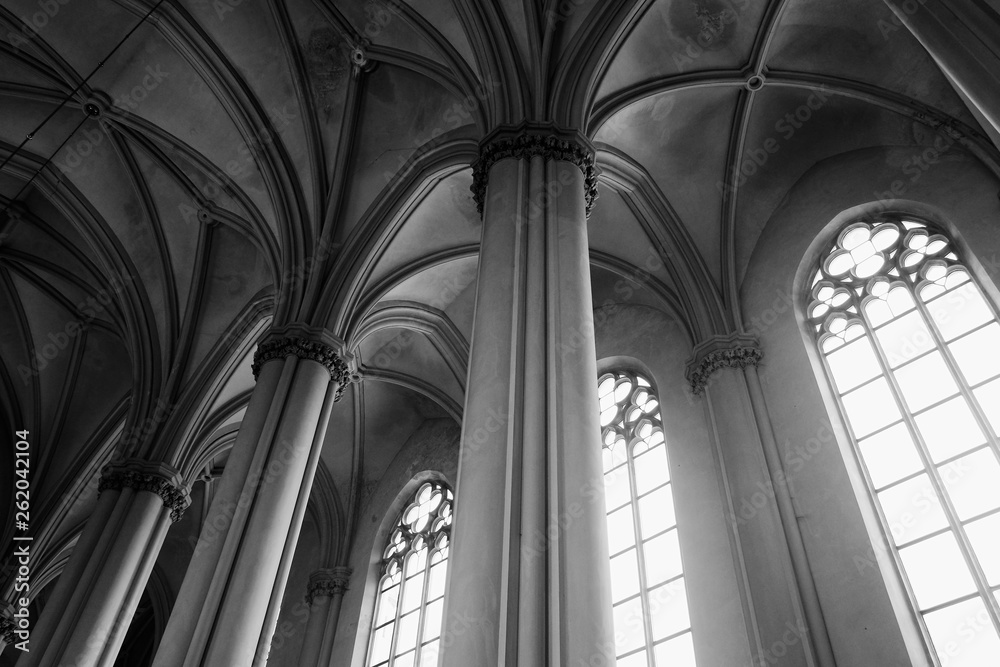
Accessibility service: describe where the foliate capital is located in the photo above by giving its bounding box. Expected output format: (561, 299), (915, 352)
(1, 617), (13, 646)
(98, 459), (190, 522)
(471, 122), (599, 218)
(1, 601), (14, 645)
(252, 325), (359, 401)
(686, 333), (763, 395)
(305, 567), (353, 604)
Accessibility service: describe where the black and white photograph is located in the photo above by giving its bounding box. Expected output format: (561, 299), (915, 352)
(1, 0), (999, 665)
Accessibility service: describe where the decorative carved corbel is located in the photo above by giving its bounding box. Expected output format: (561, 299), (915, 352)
(305, 567), (353, 605)
(685, 332), (763, 395)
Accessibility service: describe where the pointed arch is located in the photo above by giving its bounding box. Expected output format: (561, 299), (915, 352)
(802, 212), (1000, 662)
(597, 368), (698, 665)
(364, 477), (454, 667)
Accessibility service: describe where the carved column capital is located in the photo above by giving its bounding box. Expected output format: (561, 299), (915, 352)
(686, 333), (763, 395)
(252, 325), (359, 401)
(471, 121), (599, 218)
(1, 601), (14, 645)
(98, 459), (191, 522)
(305, 567), (353, 605)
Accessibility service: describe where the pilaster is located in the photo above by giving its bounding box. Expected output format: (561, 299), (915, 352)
(687, 333), (836, 666)
(299, 567), (353, 666)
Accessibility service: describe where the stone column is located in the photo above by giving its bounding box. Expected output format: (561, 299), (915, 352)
(151, 325), (353, 667)
(884, 0), (1000, 142)
(1, 601), (14, 654)
(19, 460), (189, 667)
(687, 334), (834, 667)
(298, 567), (352, 666)
(440, 123), (615, 666)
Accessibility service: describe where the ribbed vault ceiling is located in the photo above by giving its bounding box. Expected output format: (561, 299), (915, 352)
(1, 0), (998, 565)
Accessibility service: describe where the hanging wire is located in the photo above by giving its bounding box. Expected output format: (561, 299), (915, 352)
(0, 0), (166, 225)
(1, 112), (91, 224)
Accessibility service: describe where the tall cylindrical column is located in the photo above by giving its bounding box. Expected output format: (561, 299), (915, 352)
(298, 567), (352, 666)
(18, 460), (189, 667)
(441, 123), (615, 666)
(151, 325), (352, 667)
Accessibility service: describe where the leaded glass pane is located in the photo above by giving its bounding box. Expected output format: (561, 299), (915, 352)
(366, 481), (454, 667)
(599, 370), (696, 665)
(807, 217), (1000, 655)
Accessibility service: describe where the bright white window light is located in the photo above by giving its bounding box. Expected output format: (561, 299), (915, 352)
(367, 481), (453, 667)
(808, 218), (1000, 664)
(599, 370), (697, 666)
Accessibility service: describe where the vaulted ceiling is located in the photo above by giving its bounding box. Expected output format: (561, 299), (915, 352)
(1, 0), (997, 575)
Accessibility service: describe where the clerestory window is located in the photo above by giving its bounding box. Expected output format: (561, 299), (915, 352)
(807, 217), (1000, 664)
(599, 370), (698, 666)
(366, 480), (454, 667)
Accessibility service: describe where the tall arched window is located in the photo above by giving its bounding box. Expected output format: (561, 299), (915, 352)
(598, 370), (697, 666)
(807, 217), (1000, 663)
(367, 480), (453, 667)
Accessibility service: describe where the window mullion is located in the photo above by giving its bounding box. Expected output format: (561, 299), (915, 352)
(602, 371), (691, 665)
(367, 483), (453, 667)
(368, 576), (387, 667)
(387, 566), (405, 665)
(414, 549), (435, 662)
(625, 432), (656, 664)
(911, 294), (1000, 455)
(909, 295), (1000, 632)
(812, 219), (1000, 662)
(818, 350), (938, 662)
(862, 305), (1000, 642)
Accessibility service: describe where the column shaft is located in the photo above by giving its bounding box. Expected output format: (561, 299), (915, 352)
(689, 336), (828, 666)
(744, 363), (837, 667)
(16, 488), (117, 663)
(19, 460), (188, 667)
(442, 126), (614, 666)
(1, 601), (14, 654)
(152, 352), (290, 666)
(60, 490), (169, 665)
(152, 329), (348, 667)
(298, 567), (352, 666)
(298, 597), (332, 666)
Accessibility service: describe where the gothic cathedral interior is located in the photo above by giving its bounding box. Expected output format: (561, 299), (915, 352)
(1, 1), (1000, 665)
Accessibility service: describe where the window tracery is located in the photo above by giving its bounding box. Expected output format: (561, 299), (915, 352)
(367, 481), (453, 667)
(599, 370), (697, 666)
(808, 217), (1000, 663)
